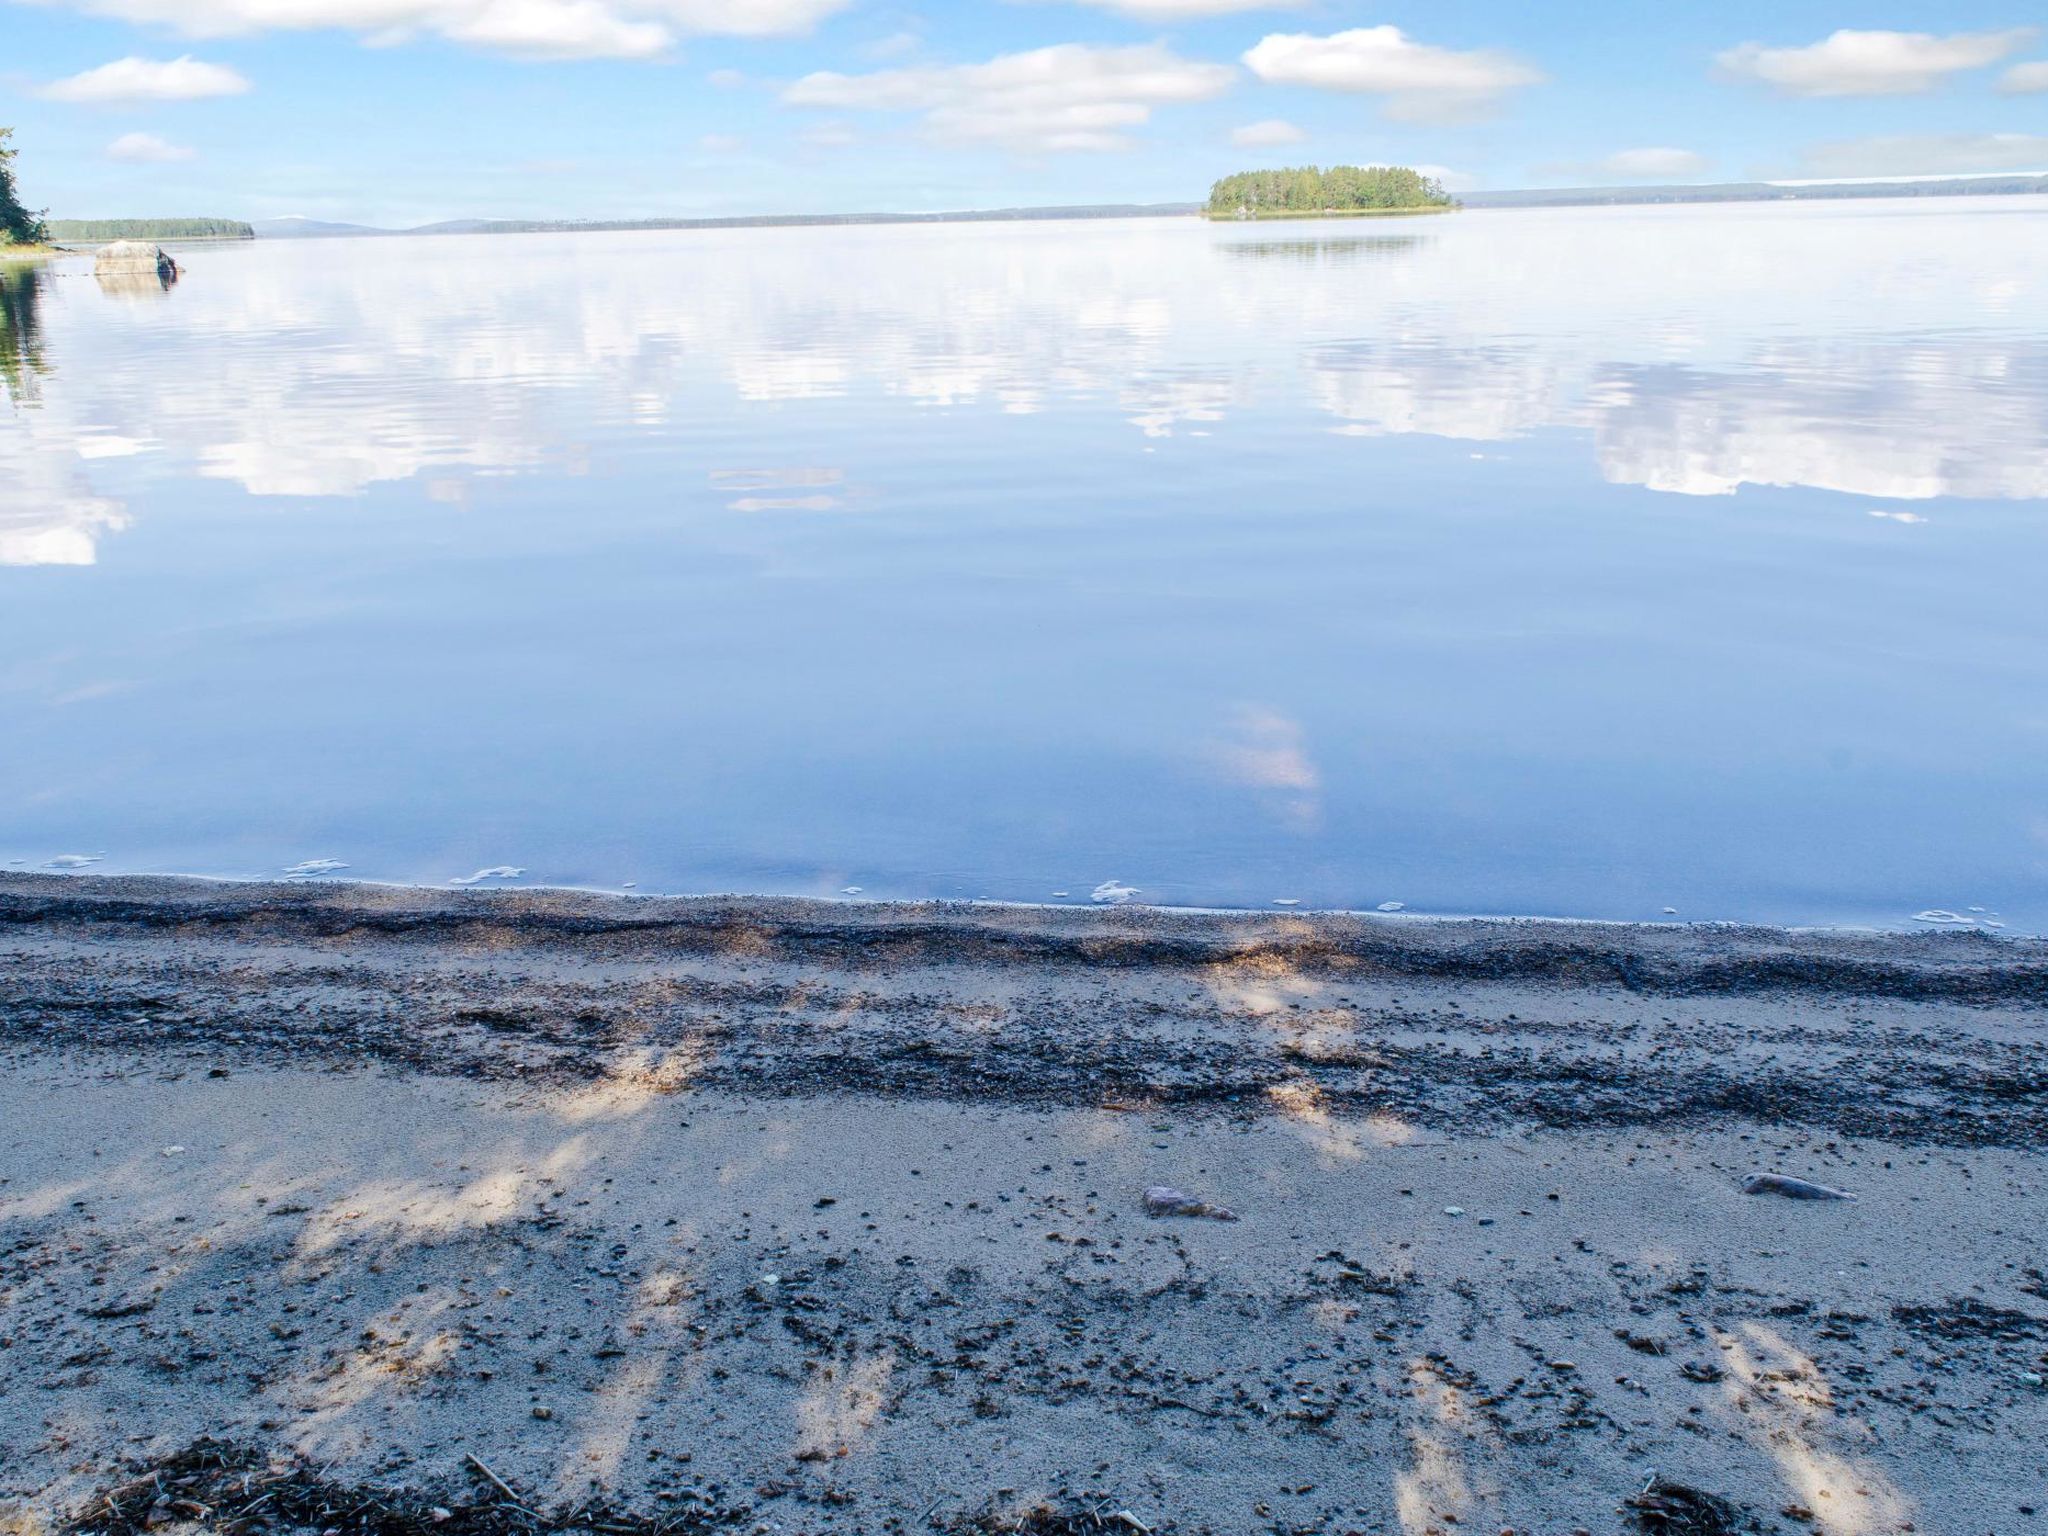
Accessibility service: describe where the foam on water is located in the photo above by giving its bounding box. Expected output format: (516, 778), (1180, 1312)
(282, 859), (348, 878)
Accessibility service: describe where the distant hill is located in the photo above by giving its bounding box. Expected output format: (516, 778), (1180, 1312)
(249, 216), (387, 238)
(48, 218), (252, 242)
(1461, 174), (2048, 208)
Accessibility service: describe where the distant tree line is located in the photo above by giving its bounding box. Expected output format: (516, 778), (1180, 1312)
(1206, 165), (1453, 217)
(1, 128), (49, 247)
(401, 204), (1201, 237)
(47, 218), (254, 241)
(1460, 174), (2048, 208)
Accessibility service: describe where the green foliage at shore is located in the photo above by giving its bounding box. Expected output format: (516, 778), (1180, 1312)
(46, 217), (255, 241)
(1, 129), (51, 248)
(1206, 165), (1453, 218)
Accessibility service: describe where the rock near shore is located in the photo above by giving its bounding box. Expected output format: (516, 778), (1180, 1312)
(92, 239), (178, 286)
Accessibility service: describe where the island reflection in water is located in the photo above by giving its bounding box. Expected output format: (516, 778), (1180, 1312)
(2, 198), (2044, 928)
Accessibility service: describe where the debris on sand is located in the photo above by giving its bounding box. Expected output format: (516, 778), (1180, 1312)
(1742, 1173), (1856, 1201)
(1625, 1478), (1742, 1535)
(62, 1439), (751, 1536)
(1142, 1185), (1237, 1221)
(946, 1495), (1154, 1533)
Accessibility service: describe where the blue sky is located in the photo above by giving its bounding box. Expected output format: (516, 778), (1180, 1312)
(4, 0), (2046, 224)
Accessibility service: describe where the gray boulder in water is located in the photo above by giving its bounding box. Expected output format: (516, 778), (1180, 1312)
(93, 240), (179, 287)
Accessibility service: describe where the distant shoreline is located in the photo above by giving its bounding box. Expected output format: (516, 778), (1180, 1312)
(196, 174), (2044, 241)
(1462, 171), (2048, 208)
(40, 176), (2046, 249)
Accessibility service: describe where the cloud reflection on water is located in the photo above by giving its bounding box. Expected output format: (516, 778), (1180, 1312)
(0, 199), (2042, 569)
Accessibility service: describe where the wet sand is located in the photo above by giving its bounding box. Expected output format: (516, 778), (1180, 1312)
(2, 874), (2045, 1534)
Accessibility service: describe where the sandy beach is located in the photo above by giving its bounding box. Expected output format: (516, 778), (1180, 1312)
(2, 874), (2045, 1535)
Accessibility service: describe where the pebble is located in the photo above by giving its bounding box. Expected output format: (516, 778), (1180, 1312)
(1743, 1173), (1856, 1201)
(1143, 1186), (1238, 1221)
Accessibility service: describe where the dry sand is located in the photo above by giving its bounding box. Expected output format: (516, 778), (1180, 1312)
(1, 874), (2045, 1535)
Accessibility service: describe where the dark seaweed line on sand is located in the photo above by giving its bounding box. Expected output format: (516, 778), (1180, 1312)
(1, 878), (2042, 1003)
(6, 977), (2046, 1146)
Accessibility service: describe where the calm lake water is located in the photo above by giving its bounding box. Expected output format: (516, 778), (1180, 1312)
(4, 198), (2045, 929)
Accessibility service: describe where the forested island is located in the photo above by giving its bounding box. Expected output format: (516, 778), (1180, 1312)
(1206, 165), (1454, 220)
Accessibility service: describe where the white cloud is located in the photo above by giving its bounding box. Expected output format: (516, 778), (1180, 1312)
(1798, 132), (2048, 178)
(1066, 0), (1297, 15)
(1242, 26), (1541, 122)
(799, 121), (857, 148)
(1230, 118), (1304, 149)
(1411, 162), (1474, 193)
(698, 132), (743, 153)
(1543, 146), (1710, 182)
(1598, 147), (1709, 179)
(861, 30), (921, 61)
(706, 68), (744, 87)
(784, 43), (1235, 153)
(431, 0), (669, 59)
(106, 131), (197, 162)
(2001, 60), (2048, 94)
(641, 0), (845, 36)
(1716, 28), (2033, 97)
(40, 55), (251, 103)
(18, 0), (851, 61)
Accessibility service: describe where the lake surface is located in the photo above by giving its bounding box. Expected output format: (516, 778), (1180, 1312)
(3, 199), (2045, 929)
